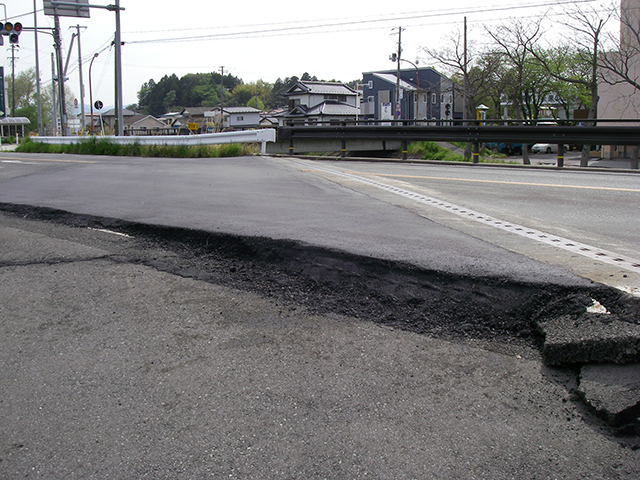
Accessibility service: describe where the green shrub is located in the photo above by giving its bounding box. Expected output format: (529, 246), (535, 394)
(16, 137), (258, 158)
(408, 141), (466, 162)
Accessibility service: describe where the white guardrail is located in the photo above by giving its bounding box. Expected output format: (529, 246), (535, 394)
(31, 129), (277, 154)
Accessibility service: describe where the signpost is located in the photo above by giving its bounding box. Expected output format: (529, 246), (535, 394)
(43, 0), (90, 17)
(43, 0), (125, 136)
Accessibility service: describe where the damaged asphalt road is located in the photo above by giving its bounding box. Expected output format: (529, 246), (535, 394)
(1, 206), (639, 479)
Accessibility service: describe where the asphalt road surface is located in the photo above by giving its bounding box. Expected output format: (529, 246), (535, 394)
(1, 152), (639, 478)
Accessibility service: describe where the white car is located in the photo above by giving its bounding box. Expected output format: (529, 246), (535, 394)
(531, 143), (569, 154)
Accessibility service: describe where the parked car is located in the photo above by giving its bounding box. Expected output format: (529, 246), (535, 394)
(486, 142), (532, 155)
(531, 143), (570, 154)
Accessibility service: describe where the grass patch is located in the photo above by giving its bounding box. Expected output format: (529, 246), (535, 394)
(16, 137), (258, 158)
(407, 141), (466, 162)
(408, 141), (516, 163)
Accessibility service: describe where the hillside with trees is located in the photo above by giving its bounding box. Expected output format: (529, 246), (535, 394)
(136, 72), (329, 116)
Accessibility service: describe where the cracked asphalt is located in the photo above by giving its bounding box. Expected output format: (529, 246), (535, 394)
(1, 209), (639, 479)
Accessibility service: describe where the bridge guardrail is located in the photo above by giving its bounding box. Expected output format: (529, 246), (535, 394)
(277, 123), (640, 168)
(31, 129), (277, 155)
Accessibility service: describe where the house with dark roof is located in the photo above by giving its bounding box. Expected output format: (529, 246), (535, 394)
(360, 67), (460, 122)
(278, 81), (360, 125)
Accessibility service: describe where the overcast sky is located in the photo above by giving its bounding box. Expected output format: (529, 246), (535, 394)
(5, 0), (615, 109)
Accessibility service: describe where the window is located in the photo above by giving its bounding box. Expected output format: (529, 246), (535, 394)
(237, 116), (244, 121)
(432, 93), (436, 104)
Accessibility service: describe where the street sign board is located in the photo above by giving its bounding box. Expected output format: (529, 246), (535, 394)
(43, 0), (90, 18)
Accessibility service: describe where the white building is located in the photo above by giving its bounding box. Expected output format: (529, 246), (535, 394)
(204, 107), (262, 131)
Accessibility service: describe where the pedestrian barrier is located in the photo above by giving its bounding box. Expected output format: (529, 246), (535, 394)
(31, 129), (277, 155)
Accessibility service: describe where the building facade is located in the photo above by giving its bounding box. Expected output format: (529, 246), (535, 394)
(278, 81), (360, 125)
(360, 67), (459, 122)
(598, 0), (640, 158)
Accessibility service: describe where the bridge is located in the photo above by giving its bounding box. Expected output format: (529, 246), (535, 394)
(270, 121), (640, 168)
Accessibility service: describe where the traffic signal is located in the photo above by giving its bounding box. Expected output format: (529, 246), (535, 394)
(1, 22), (22, 44)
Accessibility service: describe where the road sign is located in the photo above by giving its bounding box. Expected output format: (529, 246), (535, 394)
(94, 100), (103, 110)
(188, 123), (199, 131)
(395, 102), (401, 117)
(43, 0), (90, 18)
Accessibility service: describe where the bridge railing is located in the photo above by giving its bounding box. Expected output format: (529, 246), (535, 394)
(277, 120), (640, 168)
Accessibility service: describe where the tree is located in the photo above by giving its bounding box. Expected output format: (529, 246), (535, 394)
(421, 29), (504, 158)
(4, 67), (56, 135)
(600, 0), (640, 92)
(486, 19), (545, 121)
(528, 5), (612, 165)
(231, 80), (272, 110)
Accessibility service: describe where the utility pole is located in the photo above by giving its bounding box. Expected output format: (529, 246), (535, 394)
(51, 52), (57, 135)
(75, 25), (86, 133)
(219, 66), (224, 131)
(34, 0), (43, 134)
(53, 12), (68, 135)
(463, 16), (468, 123)
(10, 43), (16, 116)
(394, 27), (403, 121)
(114, 0), (123, 136)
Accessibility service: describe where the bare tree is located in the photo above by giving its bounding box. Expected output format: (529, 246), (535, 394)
(421, 29), (502, 159)
(529, 4), (612, 166)
(600, 0), (640, 90)
(486, 18), (545, 163)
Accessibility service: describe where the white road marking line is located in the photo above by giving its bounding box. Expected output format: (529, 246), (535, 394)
(87, 227), (133, 238)
(299, 161), (640, 274)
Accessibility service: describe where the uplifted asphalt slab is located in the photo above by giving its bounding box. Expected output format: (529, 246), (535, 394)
(1, 212), (639, 479)
(1, 152), (639, 437)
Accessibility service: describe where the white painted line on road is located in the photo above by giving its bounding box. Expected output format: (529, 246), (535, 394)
(299, 161), (640, 274)
(87, 227), (133, 238)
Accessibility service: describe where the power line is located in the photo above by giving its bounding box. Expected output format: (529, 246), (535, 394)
(126, 0), (597, 45)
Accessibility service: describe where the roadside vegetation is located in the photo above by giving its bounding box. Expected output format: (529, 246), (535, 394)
(407, 141), (513, 163)
(15, 137), (258, 158)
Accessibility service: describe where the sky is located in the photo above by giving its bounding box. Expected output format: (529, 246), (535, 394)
(4, 0), (616, 110)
